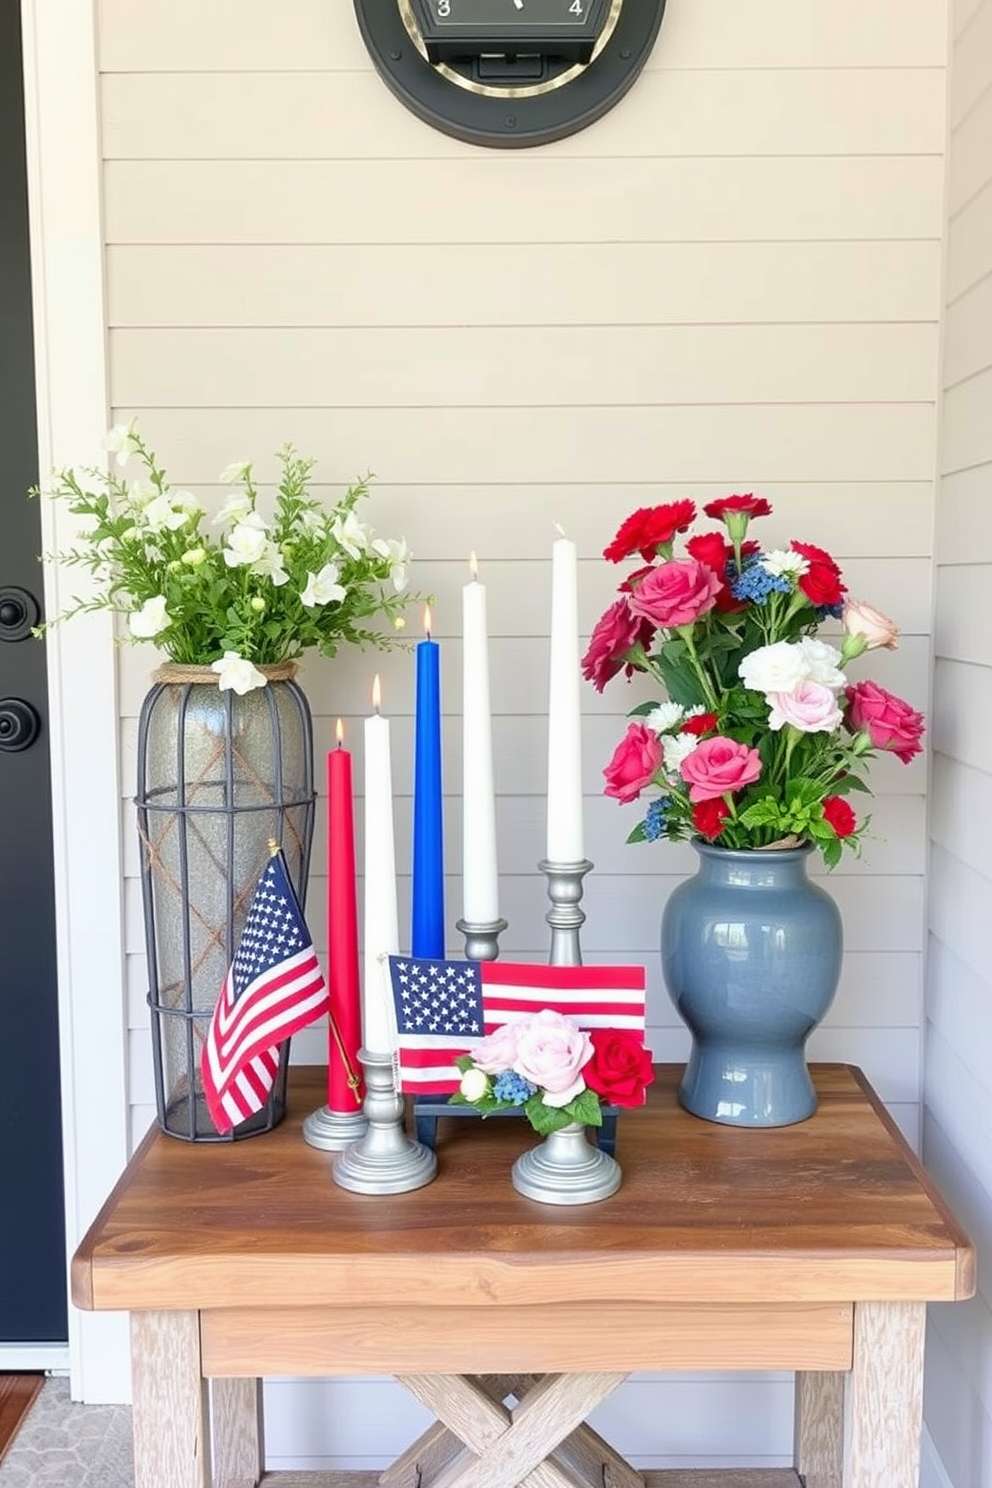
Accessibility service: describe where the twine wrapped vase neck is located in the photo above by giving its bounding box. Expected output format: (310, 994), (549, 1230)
(152, 661), (300, 686)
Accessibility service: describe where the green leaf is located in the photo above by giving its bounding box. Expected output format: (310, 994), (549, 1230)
(568, 1088), (604, 1127)
(525, 1095), (573, 1136)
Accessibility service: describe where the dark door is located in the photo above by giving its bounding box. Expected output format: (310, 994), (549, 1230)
(0, 1), (67, 1344)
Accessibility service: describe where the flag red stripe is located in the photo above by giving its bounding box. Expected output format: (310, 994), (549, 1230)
(481, 963), (646, 991)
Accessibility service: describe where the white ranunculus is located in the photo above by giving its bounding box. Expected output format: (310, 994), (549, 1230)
(459, 1067), (491, 1103)
(796, 636), (845, 690)
(223, 521), (270, 567)
(142, 495), (192, 533)
(332, 510), (371, 559)
(301, 562), (346, 608)
(760, 548), (809, 579)
(102, 421), (139, 468)
(128, 595), (169, 639)
(252, 543), (290, 586)
(211, 651), (267, 694)
(218, 460), (252, 485)
(212, 492), (254, 528)
(644, 701), (685, 734)
(372, 535), (410, 593)
(738, 640), (808, 695)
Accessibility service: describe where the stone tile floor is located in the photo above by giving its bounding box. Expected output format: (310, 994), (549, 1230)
(0, 1377), (133, 1488)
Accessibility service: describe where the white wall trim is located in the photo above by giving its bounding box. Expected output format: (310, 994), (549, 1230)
(20, 0), (131, 1404)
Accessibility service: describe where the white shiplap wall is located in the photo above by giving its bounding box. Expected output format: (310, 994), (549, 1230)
(923, 0), (992, 1484)
(96, 0), (945, 1469)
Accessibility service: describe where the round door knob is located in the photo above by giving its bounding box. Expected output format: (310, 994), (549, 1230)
(0, 698), (42, 752)
(0, 586), (40, 642)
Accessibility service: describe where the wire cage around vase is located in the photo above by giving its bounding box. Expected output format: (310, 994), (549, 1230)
(136, 664), (315, 1141)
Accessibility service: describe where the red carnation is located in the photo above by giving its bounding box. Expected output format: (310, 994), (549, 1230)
(822, 796), (857, 838)
(681, 711), (718, 737)
(703, 494), (773, 521)
(791, 540), (846, 608)
(692, 797), (731, 839)
(583, 1029), (655, 1107)
(686, 531), (759, 612)
(603, 501), (697, 563)
(581, 598), (655, 692)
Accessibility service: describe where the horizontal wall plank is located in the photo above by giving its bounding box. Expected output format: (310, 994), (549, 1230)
(948, 81), (992, 213)
(926, 938), (992, 1107)
(102, 158), (945, 245)
(951, 0), (992, 124)
(923, 1301), (992, 1488)
(943, 271), (992, 388)
(940, 366), (992, 472)
(110, 405), (937, 486)
(928, 842), (992, 985)
(105, 241), (943, 329)
(935, 565), (992, 664)
(109, 325), (939, 410)
(930, 755), (992, 880)
(923, 1026), (992, 1227)
(946, 177), (992, 300)
(96, 0), (949, 71)
(935, 467), (992, 564)
(932, 659), (992, 770)
(99, 70), (947, 161)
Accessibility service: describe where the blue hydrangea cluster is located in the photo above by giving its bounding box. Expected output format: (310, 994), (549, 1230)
(814, 602), (846, 621)
(643, 796), (674, 841)
(729, 556), (792, 605)
(493, 1070), (536, 1106)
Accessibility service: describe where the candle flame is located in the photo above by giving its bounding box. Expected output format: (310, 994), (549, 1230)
(372, 674), (381, 712)
(469, 551), (478, 579)
(336, 717), (344, 746)
(423, 603), (432, 638)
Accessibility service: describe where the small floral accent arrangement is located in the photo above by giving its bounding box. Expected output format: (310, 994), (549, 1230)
(583, 496), (925, 867)
(33, 421), (417, 692)
(451, 1009), (655, 1135)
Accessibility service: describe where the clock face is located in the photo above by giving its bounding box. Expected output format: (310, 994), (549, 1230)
(423, 0), (605, 25)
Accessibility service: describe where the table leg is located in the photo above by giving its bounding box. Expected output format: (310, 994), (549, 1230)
(794, 1370), (844, 1488)
(131, 1310), (211, 1488)
(211, 1377), (264, 1488)
(842, 1301), (926, 1488)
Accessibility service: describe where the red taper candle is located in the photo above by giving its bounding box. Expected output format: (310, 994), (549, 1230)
(326, 719), (363, 1108)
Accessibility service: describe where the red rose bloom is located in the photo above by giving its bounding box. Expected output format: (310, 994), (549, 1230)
(703, 494), (773, 521)
(603, 500), (696, 563)
(581, 598), (655, 692)
(583, 1030), (655, 1107)
(681, 711), (718, 736)
(603, 722), (663, 803)
(845, 680), (925, 763)
(822, 796), (857, 838)
(692, 797), (731, 839)
(791, 540), (846, 608)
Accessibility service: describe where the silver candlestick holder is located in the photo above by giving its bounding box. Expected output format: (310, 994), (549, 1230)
(302, 1099), (368, 1152)
(456, 916), (508, 962)
(539, 857), (593, 966)
(332, 1048), (437, 1194)
(512, 1120), (621, 1205)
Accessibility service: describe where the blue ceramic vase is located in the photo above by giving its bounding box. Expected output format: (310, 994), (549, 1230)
(661, 841), (842, 1127)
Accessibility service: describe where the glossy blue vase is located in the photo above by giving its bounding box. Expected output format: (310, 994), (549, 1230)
(661, 842), (842, 1127)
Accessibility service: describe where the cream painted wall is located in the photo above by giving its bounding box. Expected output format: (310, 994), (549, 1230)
(923, 0), (992, 1484)
(40, 0), (946, 1464)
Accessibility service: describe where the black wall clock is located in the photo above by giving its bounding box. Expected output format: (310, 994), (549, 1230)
(353, 0), (667, 149)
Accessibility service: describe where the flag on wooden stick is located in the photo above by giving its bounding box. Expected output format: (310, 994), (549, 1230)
(202, 849), (328, 1134)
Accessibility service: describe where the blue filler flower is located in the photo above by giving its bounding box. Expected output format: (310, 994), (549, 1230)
(729, 556), (792, 605)
(643, 796), (674, 842)
(493, 1071), (536, 1106)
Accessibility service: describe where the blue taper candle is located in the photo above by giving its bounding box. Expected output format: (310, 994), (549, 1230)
(411, 605), (445, 957)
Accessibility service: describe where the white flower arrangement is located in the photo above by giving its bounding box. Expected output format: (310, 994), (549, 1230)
(33, 422), (418, 691)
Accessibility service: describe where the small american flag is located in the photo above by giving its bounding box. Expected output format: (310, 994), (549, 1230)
(388, 957), (646, 1094)
(201, 850), (328, 1134)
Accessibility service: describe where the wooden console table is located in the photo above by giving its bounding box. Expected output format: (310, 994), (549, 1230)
(72, 1065), (974, 1488)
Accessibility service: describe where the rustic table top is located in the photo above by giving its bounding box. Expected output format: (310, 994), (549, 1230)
(72, 1064), (974, 1314)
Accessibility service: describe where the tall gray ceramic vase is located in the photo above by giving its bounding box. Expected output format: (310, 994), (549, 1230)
(661, 841), (842, 1127)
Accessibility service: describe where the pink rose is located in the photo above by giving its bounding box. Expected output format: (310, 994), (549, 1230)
(603, 722), (663, 803)
(680, 735), (763, 802)
(512, 1010), (593, 1108)
(581, 598), (655, 692)
(470, 1022), (522, 1075)
(842, 597), (899, 655)
(846, 679), (925, 763)
(627, 558), (722, 629)
(766, 680), (844, 734)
